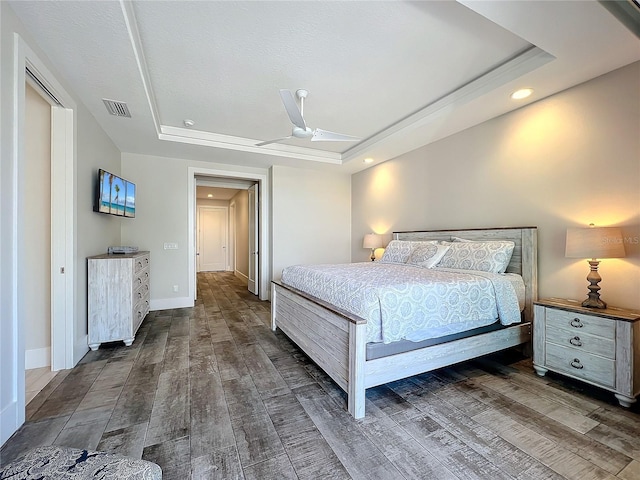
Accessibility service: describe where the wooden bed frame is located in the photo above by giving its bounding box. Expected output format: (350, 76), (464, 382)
(271, 226), (538, 418)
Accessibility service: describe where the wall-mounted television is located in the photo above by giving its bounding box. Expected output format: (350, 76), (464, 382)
(94, 169), (136, 218)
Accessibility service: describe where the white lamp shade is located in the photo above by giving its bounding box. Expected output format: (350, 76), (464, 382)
(565, 227), (626, 259)
(363, 233), (383, 249)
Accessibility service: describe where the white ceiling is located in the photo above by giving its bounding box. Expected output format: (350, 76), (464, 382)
(9, 0), (640, 174)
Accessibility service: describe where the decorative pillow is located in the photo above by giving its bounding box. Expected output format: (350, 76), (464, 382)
(379, 240), (439, 264)
(436, 240), (515, 273)
(407, 243), (450, 269)
(379, 240), (414, 264)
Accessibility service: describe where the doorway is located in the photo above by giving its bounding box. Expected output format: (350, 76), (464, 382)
(24, 82), (55, 403)
(188, 167), (270, 302)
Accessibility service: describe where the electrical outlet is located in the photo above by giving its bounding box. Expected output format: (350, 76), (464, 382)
(173, 285), (179, 292)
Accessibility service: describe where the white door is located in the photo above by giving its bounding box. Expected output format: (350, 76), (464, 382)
(248, 184), (259, 295)
(198, 206), (227, 272)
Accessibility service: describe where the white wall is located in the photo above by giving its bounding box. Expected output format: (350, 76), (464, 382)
(1, 3), (121, 445)
(352, 62), (640, 310)
(75, 111), (122, 352)
(271, 165), (351, 279)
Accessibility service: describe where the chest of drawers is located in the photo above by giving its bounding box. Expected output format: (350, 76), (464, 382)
(533, 298), (640, 407)
(88, 251), (150, 350)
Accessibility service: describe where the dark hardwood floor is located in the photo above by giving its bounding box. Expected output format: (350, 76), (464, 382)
(2, 272), (640, 479)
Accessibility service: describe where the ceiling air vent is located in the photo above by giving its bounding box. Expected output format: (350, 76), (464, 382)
(102, 98), (131, 118)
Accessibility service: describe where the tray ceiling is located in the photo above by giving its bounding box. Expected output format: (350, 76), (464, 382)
(8, 0), (640, 173)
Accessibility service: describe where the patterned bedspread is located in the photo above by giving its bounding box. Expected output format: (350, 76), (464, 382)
(280, 262), (524, 344)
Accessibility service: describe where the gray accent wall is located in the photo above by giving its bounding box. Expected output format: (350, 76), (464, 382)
(351, 61), (640, 310)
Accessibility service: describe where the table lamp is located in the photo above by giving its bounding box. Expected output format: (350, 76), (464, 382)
(363, 233), (383, 262)
(565, 225), (625, 309)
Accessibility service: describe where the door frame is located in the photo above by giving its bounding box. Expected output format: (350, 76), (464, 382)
(247, 184), (258, 295)
(187, 167), (270, 300)
(16, 36), (76, 372)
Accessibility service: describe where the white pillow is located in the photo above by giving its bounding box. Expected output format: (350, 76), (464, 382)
(436, 240), (515, 273)
(379, 240), (413, 263)
(379, 240), (438, 264)
(407, 243), (450, 269)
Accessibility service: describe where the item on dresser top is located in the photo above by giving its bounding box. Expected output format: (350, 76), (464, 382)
(108, 245), (139, 254)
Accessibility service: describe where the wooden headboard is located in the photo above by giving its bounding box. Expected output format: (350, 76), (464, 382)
(394, 226), (538, 323)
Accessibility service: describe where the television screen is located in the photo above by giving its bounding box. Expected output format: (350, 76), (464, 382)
(94, 169), (136, 218)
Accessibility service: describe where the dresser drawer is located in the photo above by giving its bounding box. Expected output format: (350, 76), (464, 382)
(134, 267), (150, 289)
(546, 343), (615, 388)
(546, 308), (615, 339)
(133, 282), (149, 304)
(135, 254), (150, 274)
(133, 299), (149, 332)
(546, 323), (615, 359)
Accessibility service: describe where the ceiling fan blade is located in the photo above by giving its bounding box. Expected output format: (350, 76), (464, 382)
(311, 128), (360, 142)
(256, 135), (292, 146)
(279, 89), (306, 130)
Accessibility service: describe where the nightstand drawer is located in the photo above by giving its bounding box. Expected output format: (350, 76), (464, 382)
(546, 308), (615, 339)
(546, 323), (615, 359)
(546, 343), (615, 388)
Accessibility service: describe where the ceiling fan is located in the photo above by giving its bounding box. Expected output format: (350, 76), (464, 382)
(256, 89), (360, 146)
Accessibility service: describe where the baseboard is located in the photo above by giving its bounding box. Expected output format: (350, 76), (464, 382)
(234, 270), (249, 284)
(25, 347), (51, 370)
(1, 399), (22, 447)
(150, 296), (194, 312)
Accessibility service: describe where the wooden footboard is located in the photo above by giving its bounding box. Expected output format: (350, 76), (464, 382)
(271, 282), (368, 417)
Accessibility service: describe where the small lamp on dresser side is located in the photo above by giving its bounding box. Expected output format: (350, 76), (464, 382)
(565, 224), (625, 309)
(363, 233), (383, 261)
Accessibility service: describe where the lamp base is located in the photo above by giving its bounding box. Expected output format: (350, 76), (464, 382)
(581, 295), (607, 309)
(582, 259), (607, 309)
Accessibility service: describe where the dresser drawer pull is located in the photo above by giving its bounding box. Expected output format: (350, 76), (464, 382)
(569, 336), (583, 347)
(570, 318), (583, 328)
(570, 358), (584, 369)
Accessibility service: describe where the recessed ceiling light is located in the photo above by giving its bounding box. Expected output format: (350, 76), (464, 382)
(184, 119), (195, 127)
(363, 158), (374, 164)
(511, 88), (533, 100)
(207, 194), (213, 198)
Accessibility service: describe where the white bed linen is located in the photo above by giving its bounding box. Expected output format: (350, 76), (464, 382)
(280, 262), (524, 344)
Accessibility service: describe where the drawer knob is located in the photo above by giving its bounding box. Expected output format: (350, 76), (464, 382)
(570, 358), (584, 369)
(569, 336), (583, 347)
(570, 318), (583, 328)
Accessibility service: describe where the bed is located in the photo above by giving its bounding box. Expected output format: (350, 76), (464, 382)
(271, 226), (538, 418)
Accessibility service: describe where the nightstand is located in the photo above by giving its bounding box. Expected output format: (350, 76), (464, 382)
(533, 298), (640, 408)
